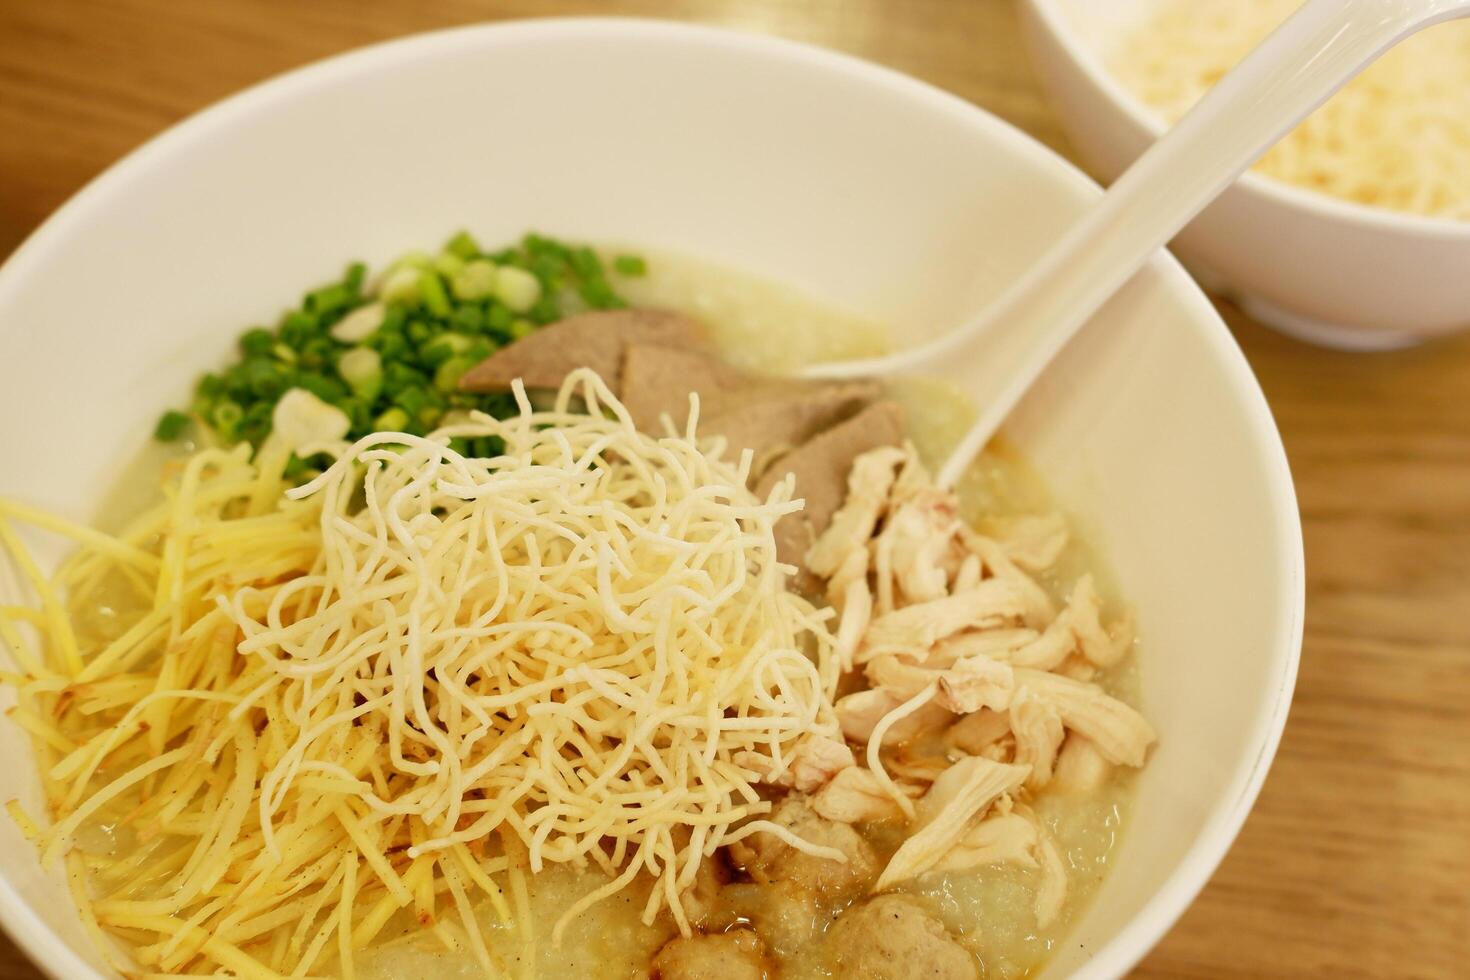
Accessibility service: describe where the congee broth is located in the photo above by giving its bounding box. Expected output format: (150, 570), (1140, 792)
(0, 234), (1150, 979)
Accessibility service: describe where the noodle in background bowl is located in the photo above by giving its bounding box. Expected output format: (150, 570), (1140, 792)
(0, 20), (1303, 978)
(1022, 0), (1470, 350)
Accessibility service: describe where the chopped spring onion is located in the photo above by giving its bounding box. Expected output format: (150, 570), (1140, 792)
(445, 229), (480, 259)
(329, 301), (386, 343)
(432, 252), (465, 279)
(450, 259), (499, 302)
(420, 332), (474, 368)
(211, 400), (243, 439)
(374, 407), (410, 432)
(418, 270), (452, 318)
(494, 265), (542, 313)
(152, 409), (190, 442)
(270, 388), (351, 452)
(379, 266), (421, 305)
(337, 347), (383, 401)
(435, 357), (477, 393)
(239, 327), (275, 357)
(613, 254), (648, 277)
(164, 232), (644, 456)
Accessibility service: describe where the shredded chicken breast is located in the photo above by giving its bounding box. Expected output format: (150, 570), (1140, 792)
(988, 513), (1070, 573)
(734, 734), (855, 793)
(807, 446), (907, 578)
(875, 757), (1030, 890)
(1011, 668), (1155, 767)
(858, 580), (1026, 659)
(1052, 734), (1113, 795)
(1010, 688), (1067, 790)
(812, 766), (912, 823)
(724, 443), (1157, 934)
(932, 810), (1040, 873)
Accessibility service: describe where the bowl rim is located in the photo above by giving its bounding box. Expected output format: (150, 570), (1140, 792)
(0, 16), (1305, 980)
(1022, 0), (1470, 240)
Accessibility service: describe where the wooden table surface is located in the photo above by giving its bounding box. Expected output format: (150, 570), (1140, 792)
(2, 1), (1467, 976)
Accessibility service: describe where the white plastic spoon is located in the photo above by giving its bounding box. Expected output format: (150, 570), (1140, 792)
(802, 0), (1470, 489)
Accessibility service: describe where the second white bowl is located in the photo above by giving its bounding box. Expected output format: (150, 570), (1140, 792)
(1022, 0), (1470, 350)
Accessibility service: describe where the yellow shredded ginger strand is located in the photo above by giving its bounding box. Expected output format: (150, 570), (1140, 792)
(0, 368), (840, 977)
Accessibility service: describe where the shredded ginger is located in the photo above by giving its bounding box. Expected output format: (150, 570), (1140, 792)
(0, 369), (840, 978)
(1113, 0), (1470, 219)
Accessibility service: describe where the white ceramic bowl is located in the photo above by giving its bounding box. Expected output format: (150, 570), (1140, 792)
(0, 19), (1303, 979)
(1022, 0), (1470, 350)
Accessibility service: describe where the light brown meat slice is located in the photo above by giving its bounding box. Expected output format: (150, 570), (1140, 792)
(701, 382), (883, 473)
(457, 309), (706, 392)
(618, 343), (751, 434)
(727, 796), (878, 899)
(755, 400), (905, 587)
(651, 929), (770, 980)
(621, 343), (882, 472)
(828, 895), (979, 980)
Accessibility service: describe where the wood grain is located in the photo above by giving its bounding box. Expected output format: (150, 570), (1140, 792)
(2, 1), (1468, 976)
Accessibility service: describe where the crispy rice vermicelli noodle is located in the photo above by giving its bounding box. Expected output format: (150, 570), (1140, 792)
(0, 369), (841, 978)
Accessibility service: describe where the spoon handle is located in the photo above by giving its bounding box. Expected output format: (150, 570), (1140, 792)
(804, 0), (1470, 488)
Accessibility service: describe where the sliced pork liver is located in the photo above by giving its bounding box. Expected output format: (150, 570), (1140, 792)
(461, 308), (904, 591)
(618, 344), (750, 434)
(701, 382), (880, 473)
(457, 308), (706, 393)
(619, 342), (881, 474)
